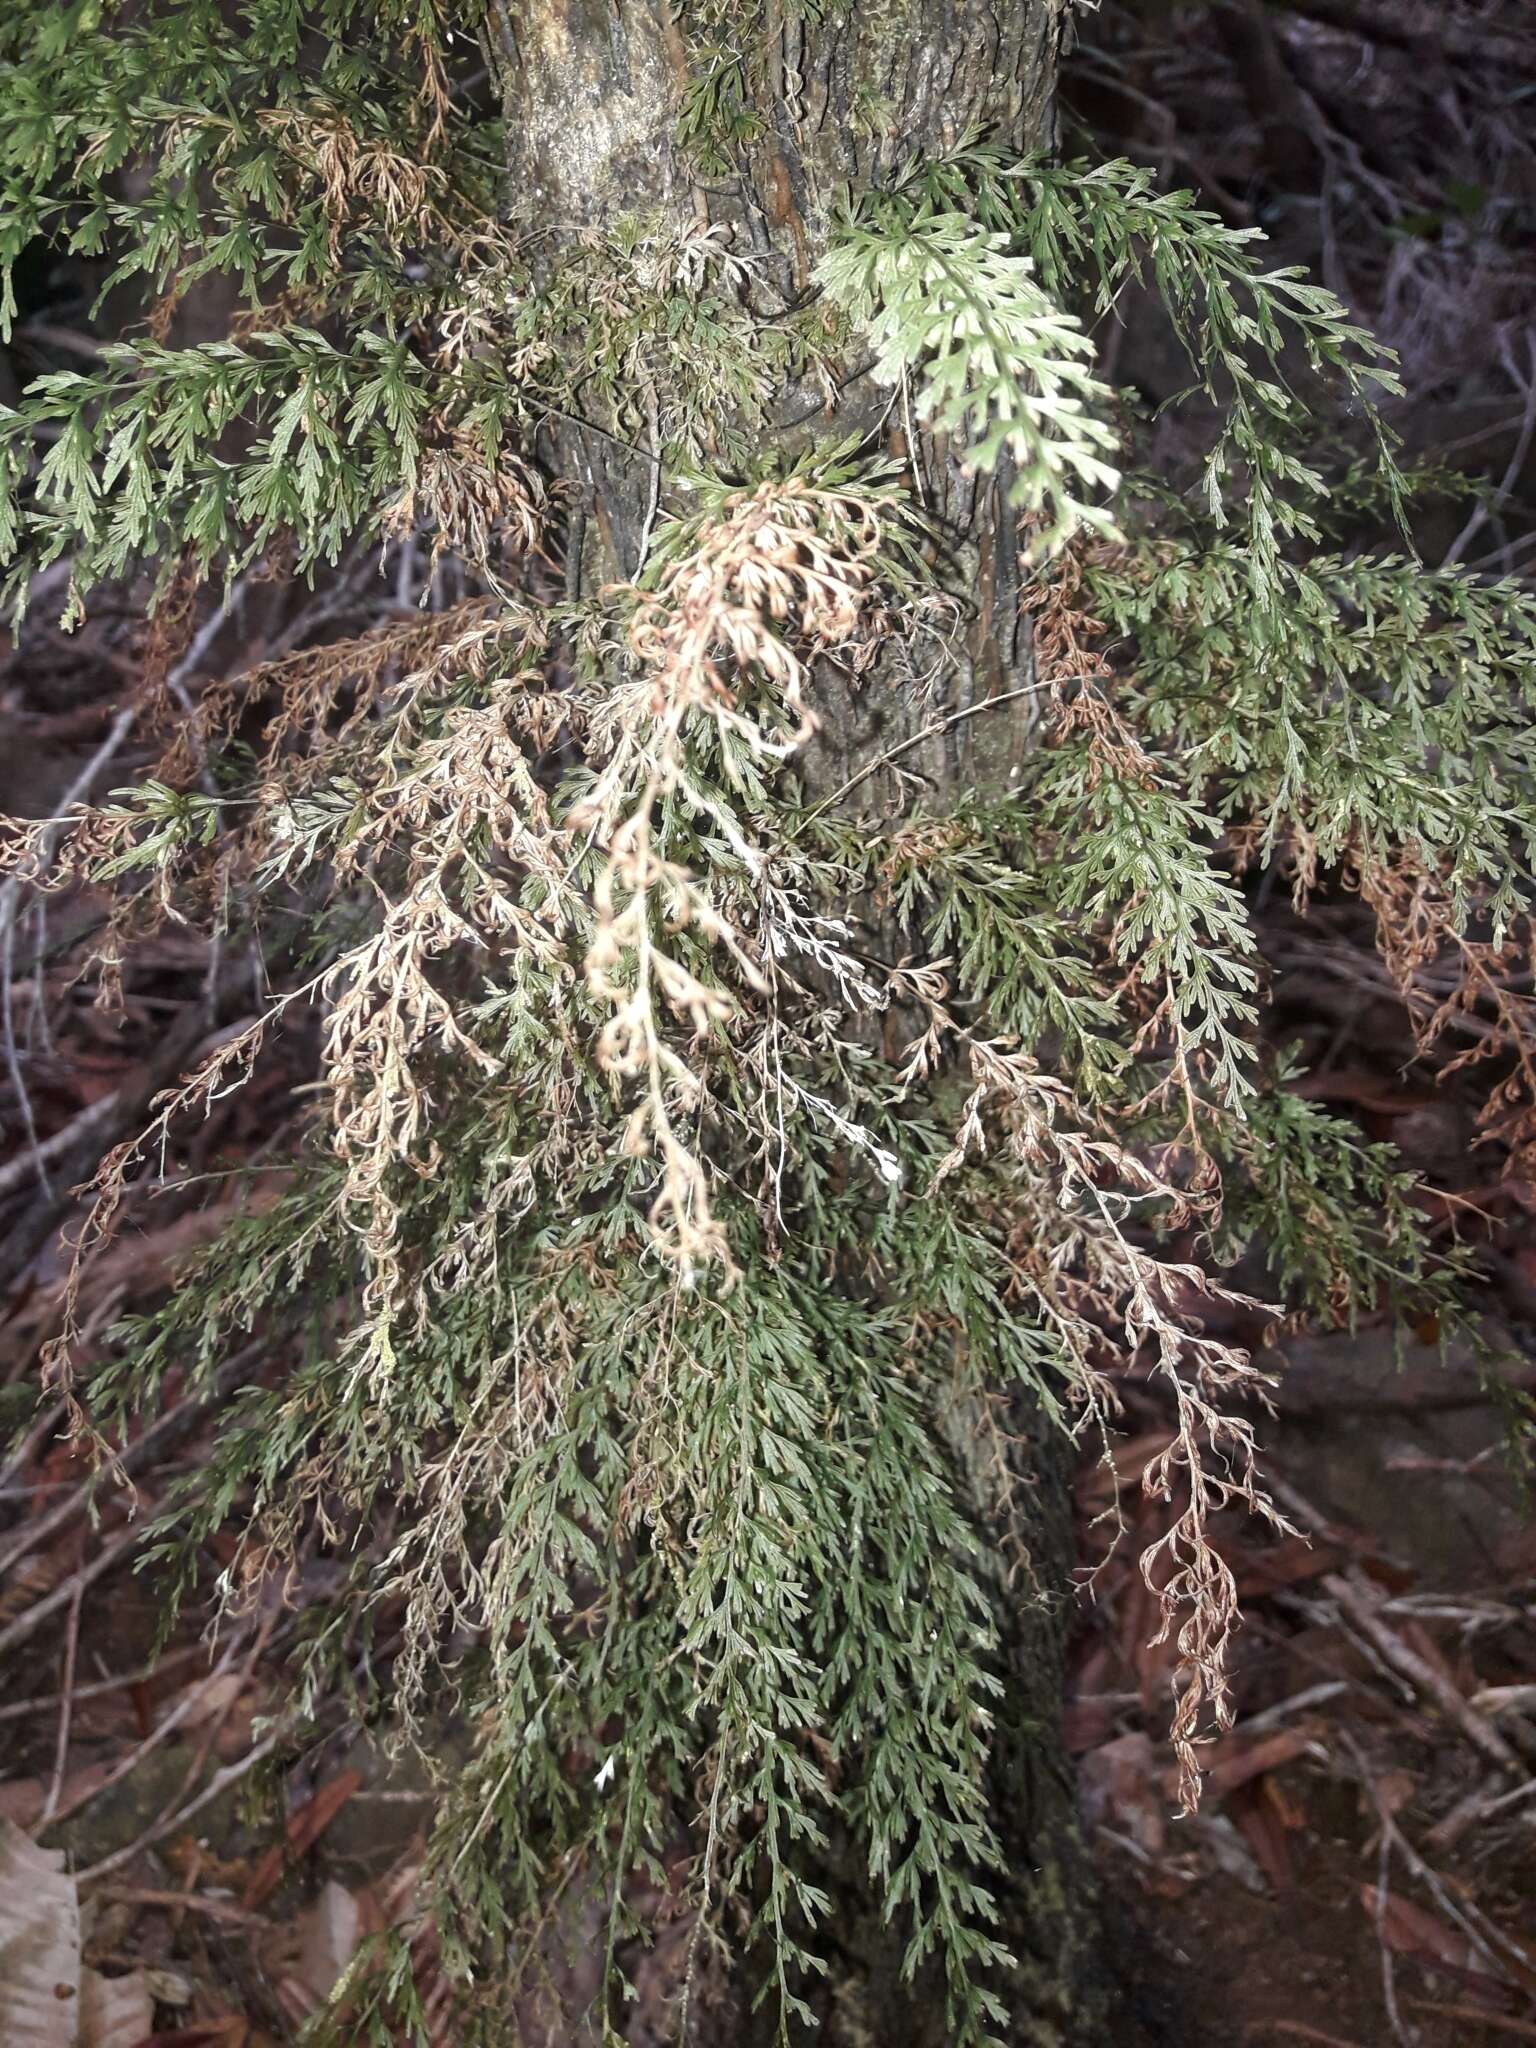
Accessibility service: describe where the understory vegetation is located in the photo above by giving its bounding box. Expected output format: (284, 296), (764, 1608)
(2, 1), (1535, 2040)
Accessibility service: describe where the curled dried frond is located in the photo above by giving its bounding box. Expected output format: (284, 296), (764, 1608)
(200, 599), (507, 763)
(313, 669), (577, 1354)
(932, 1036), (1289, 1807)
(1360, 852), (1536, 1169)
(382, 435), (543, 584)
(256, 105), (447, 253)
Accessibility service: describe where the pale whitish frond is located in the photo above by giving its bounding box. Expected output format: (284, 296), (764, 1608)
(818, 206), (1121, 555)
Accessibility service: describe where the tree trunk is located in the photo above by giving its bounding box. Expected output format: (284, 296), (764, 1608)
(489, 7), (1125, 2040)
(494, 0), (1063, 811)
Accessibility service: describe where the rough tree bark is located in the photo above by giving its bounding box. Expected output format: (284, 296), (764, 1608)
(488, 7), (1124, 2041)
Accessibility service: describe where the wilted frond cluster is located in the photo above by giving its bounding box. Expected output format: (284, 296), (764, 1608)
(1, 6), (1534, 2043)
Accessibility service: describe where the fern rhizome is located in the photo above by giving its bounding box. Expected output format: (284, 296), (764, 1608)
(1, 2), (1534, 2042)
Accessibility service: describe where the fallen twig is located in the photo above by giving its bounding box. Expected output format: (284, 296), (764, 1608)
(1324, 1568), (1528, 1777)
(1342, 1731), (1536, 2000)
(37, 1628), (253, 1835)
(0, 702), (138, 1201)
(0, 1340), (265, 1581)
(38, 1559), (84, 1828)
(1428, 1769), (1536, 1854)
(1270, 1472), (1531, 1778)
(0, 1395), (68, 1494)
(1241, 1680), (1350, 1736)
(1404, 2002), (1536, 2041)
(0, 1519), (144, 1657)
(75, 1728), (283, 1885)
(96, 1884), (271, 1927)
(0, 1001), (209, 1298)
(1241, 2023), (1367, 2047)
(0, 1642), (206, 1724)
(0, 1092), (120, 1205)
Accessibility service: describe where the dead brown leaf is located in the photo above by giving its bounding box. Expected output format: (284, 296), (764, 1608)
(0, 1819), (156, 2046)
(78, 1969), (154, 2048)
(240, 1769), (364, 1908)
(1228, 1778), (1298, 1893)
(1203, 1725), (1317, 1800)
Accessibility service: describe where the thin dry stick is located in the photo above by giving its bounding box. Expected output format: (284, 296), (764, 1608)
(0, 1518), (142, 1658)
(1349, 1732), (1411, 2048)
(1342, 1729), (1536, 1995)
(1, 903), (53, 1199)
(0, 1396), (68, 1494)
(0, 578), (248, 1208)
(1240, 1679), (1349, 1736)
(96, 1885), (271, 1927)
(0, 1642), (207, 1724)
(1439, 329), (1536, 570)
(0, 702), (138, 1197)
(0, 1091), (120, 1203)
(75, 1728), (282, 1885)
(38, 1564), (85, 1828)
(1270, 1473), (1527, 1777)
(1431, 1769), (1536, 1853)
(155, 1613), (274, 1830)
(800, 677), (1051, 823)
(1325, 1568), (1526, 1774)
(1241, 2025), (1368, 2048)
(1404, 2003), (1536, 2042)
(38, 1630), (252, 1835)
(1472, 1686), (1536, 1716)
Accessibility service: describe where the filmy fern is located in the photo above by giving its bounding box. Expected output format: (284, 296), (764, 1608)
(1, 8), (1534, 2046)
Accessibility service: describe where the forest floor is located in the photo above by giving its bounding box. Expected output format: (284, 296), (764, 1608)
(1083, 1314), (1536, 2048)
